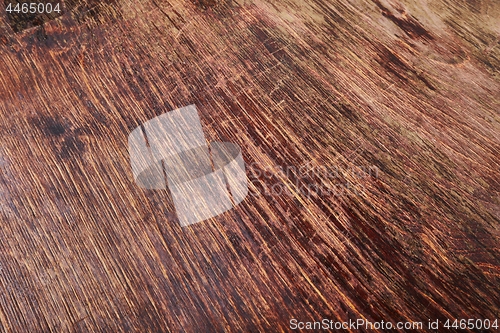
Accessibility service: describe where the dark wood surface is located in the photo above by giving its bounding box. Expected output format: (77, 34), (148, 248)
(0, 0), (499, 331)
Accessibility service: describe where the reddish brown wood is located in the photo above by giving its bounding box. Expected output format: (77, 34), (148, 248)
(0, 0), (498, 331)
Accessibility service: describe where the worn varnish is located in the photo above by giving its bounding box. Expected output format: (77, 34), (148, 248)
(0, 0), (499, 332)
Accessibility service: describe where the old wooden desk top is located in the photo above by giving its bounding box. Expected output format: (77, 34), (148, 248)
(0, 0), (499, 331)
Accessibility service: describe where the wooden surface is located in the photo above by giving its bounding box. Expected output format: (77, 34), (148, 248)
(0, 0), (499, 331)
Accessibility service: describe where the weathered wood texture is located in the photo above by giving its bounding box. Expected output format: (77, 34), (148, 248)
(0, 0), (499, 331)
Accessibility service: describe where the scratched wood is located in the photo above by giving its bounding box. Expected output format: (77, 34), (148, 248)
(0, 0), (499, 331)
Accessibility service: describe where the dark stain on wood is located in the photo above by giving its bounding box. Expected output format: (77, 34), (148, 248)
(40, 117), (67, 136)
(67, 0), (120, 25)
(30, 115), (67, 136)
(29, 115), (87, 159)
(59, 136), (85, 159)
(376, 43), (436, 90)
(193, 0), (219, 10)
(373, 0), (433, 40)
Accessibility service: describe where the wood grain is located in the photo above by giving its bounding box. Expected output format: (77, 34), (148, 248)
(0, 0), (499, 331)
